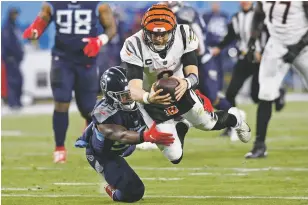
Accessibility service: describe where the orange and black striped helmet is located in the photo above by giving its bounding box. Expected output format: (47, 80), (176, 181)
(141, 4), (177, 53)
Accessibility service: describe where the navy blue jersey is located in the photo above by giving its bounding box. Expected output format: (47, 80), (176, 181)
(47, 1), (102, 64)
(89, 99), (145, 158)
(202, 12), (228, 47)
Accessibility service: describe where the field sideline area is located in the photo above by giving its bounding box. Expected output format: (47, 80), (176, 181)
(2, 102), (308, 205)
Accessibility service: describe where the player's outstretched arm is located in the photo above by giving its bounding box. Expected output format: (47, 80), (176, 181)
(23, 2), (51, 40)
(96, 122), (174, 146)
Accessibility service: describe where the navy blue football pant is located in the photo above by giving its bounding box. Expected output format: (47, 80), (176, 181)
(86, 148), (145, 202)
(4, 58), (23, 108)
(50, 56), (98, 118)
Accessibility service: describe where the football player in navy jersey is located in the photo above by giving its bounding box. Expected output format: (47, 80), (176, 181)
(75, 66), (174, 202)
(23, 1), (117, 163)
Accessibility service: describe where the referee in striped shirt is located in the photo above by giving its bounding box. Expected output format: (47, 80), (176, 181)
(211, 1), (262, 107)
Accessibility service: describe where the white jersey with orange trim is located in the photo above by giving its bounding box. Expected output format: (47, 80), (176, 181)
(262, 1), (308, 45)
(120, 24), (199, 91)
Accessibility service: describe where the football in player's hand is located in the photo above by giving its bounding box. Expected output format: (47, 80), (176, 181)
(154, 77), (179, 100)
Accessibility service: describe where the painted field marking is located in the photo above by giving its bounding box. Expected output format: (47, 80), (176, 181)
(2, 188), (41, 191)
(2, 166), (308, 172)
(189, 172), (248, 176)
(1, 194), (308, 200)
(53, 178), (183, 186)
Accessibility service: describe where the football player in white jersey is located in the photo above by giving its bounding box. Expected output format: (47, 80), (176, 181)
(120, 4), (251, 164)
(245, 2), (308, 158)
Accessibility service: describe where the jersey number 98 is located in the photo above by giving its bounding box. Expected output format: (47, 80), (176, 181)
(56, 10), (92, 35)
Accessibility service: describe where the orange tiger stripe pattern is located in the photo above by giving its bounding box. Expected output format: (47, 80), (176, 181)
(141, 4), (177, 32)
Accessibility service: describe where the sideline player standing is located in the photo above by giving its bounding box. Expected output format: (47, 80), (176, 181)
(23, 1), (117, 163)
(120, 4), (251, 164)
(245, 1), (308, 158)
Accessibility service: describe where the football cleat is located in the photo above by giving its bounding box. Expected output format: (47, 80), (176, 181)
(104, 184), (116, 200)
(245, 141), (268, 159)
(229, 128), (239, 142)
(228, 107), (251, 143)
(53, 147), (67, 163)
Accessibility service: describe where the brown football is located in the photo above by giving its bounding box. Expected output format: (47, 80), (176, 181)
(154, 77), (179, 100)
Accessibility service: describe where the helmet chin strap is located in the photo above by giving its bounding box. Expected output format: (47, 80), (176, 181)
(153, 44), (166, 51)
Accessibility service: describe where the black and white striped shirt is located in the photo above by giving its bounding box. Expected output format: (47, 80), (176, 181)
(218, 7), (261, 55)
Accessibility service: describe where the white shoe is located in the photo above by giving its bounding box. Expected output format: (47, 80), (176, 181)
(239, 109), (247, 121)
(136, 142), (158, 150)
(228, 107), (251, 143)
(53, 150), (67, 163)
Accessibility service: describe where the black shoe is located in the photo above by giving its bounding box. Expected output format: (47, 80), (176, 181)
(275, 88), (286, 112)
(245, 141), (267, 159)
(220, 127), (232, 137)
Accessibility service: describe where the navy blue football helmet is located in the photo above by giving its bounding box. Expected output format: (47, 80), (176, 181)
(100, 66), (136, 111)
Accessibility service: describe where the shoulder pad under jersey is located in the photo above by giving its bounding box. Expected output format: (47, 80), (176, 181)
(91, 99), (118, 124)
(177, 6), (196, 24)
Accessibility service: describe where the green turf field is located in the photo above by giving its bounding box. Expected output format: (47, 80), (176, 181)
(2, 102), (308, 205)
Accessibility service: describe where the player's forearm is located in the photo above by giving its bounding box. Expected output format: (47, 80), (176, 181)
(128, 80), (147, 103)
(39, 3), (52, 23)
(24, 3), (51, 40)
(184, 65), (199, 89)
(97, 124), (142, 144)
(99, 4), (117, 41)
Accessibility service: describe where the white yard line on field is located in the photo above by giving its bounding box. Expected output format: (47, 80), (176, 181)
(1, 130), (52, 137)
(53, 178), (183, 186)
(1, 194), (308, 200)
(2, 188), (41, 191)
(133, 167), (308, 172)
(189, 172), (248, 176)
(2, 166), (308, 172)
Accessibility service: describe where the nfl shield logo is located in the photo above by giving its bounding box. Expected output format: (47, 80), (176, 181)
(163, 61), (167, 65)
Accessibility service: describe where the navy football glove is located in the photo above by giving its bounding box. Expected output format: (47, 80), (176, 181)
(75, 139), (88, 148)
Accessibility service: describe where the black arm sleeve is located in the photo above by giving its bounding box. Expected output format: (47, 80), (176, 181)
(217, 23), (237, 49)
(121, 62), (144, 81)
(181, 50), (198, 68)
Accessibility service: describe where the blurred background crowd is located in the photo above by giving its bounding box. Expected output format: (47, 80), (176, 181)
(1, 1), (306, 110)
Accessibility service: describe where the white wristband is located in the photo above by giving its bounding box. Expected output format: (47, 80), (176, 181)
(143, 92), (150, 104)
(98, 34), (109, 45)
(184, 78), (192, 89)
